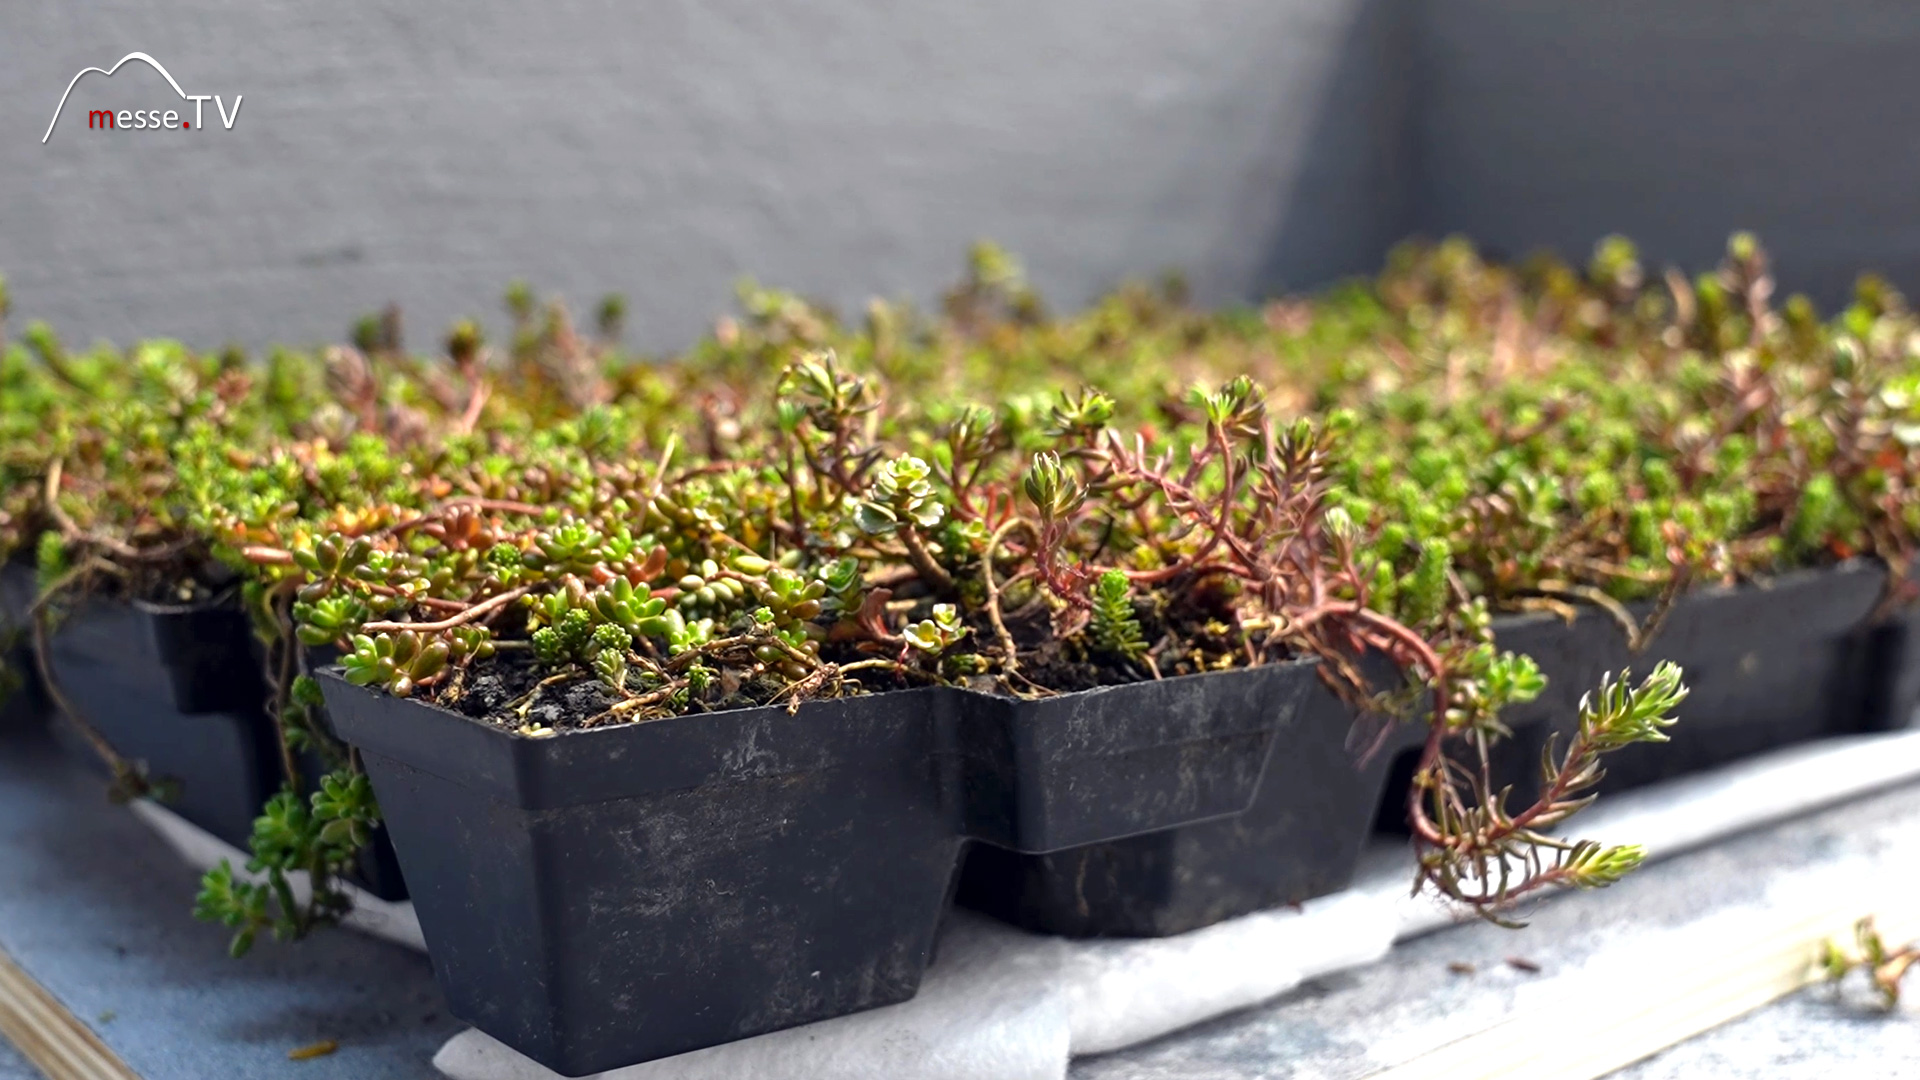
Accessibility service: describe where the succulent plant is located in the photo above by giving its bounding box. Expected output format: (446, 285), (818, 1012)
(8, 230), (1913, 946)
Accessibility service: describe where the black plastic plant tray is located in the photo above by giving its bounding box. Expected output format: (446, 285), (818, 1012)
(1862, 566), (1920, 736)
(316, 659), (1313, 1075)
(0, 561), (49, 730)
(956, 663), (1319, 852)
(956, 664), (1399, 937)
(1496, 562), (1902, 801)
(952, 609), (1620, 939)
(44, 598), (409, 900)
(45, 597), (279, 850)
(959, 562), (1910, 940)
(0, 560), (34, 630)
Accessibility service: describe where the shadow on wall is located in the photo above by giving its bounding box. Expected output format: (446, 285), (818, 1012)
(1411, 0), (1920, 308)
(1257, 0), (1415, 296)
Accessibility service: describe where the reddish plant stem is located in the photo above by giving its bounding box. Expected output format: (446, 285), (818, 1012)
(360, 585), (531, 634)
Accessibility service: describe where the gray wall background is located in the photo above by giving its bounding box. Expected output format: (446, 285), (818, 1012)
(2, 1), (1916, 353)
(1416, 0), (1920, 311)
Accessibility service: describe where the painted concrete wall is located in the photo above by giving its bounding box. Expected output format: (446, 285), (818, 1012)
(11, 2), (1919, 354)
(0, 0), (1410, 352)
(1415, 1), (1920, 309)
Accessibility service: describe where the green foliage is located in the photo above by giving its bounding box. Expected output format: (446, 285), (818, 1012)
(1577, 662), (1687, 752)
(588, 623), (632, 687)
(525, 521), (608, 575)
(1046, 388), (1116, 440)
(588, 577), (673, 637)
(1398, 538), (1451, 629)
(342, 630), (450, 698)
(1558, 840), (1646, 888)
(1823, 917), (1917, 1007)
(34, 531), (67, 590)
(1414, 662), (1689, 919)
(290, 674), (326, 709)
(1788, 473), (1843, 557)
(1089, 570), (1147, 662)
(310, 772), (380, 849)
(902, 603), (967, 655)
(18, 231), (1920, 938)
(292, 594), (369, 646)
(193, 770), (381, 957)
(856, 455), (946, 536)
(1445, 633), (1548, 734)
(1021, 451), (1083, 521)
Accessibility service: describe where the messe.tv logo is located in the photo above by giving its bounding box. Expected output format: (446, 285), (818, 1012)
(42, 52), (242, 143)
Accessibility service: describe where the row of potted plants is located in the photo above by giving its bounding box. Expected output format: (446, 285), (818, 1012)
(0, 234), (1913, 1073)
(962, 236), (1920, 934)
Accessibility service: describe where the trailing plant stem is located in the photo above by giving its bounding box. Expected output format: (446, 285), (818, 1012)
(361, 585), (531, 633)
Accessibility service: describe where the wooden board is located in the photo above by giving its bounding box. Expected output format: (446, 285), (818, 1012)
(0, 944), (140, 1080)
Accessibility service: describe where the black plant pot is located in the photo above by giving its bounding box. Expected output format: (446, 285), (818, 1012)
(44, 599), (409, 900)
(0, 560), (36, 630)
(44, 597), (278, 850)
(1492, 562), (1900, 802)
(1863, 601), (1920, 735)
(316, 659), (1307, 1075)
(1842, 556), (1920, 736)
(962, 562), (1907, 940)
(0, 561), (46, 731)
(957, 659), (1396, 937)
(956, 662), (1320, 853)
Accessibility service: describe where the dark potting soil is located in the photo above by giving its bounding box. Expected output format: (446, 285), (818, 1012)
(450, 659), (624, 728)
(426, 579), (1289, 731)
(443, 651), (833, 731)
(988, 579), (1283, 692)
(52, 553), (236, 612)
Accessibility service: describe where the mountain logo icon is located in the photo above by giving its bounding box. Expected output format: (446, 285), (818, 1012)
(43, 52), (242, 143)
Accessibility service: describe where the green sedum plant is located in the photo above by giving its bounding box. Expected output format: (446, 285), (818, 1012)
(4, 228), (1910, 947)
(1823, 917), (1918, 1007)
(193, 772), (381, 957)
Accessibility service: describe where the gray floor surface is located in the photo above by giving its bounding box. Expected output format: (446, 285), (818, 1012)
(0, 1039), (36, 1080)
(0, 720), (459, 1080)
(1071, 782), (1920, 1080)
(3, 709), (1918, 1080)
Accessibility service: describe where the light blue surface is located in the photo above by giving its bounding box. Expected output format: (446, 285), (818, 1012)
(0, 718), (458, 1080)
(0, 1038), (41, 1080)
